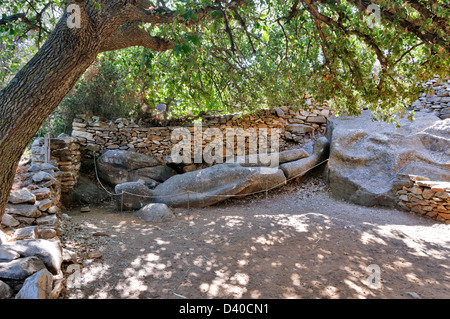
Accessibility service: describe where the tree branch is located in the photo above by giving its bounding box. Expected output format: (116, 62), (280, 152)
(99, 22), (173, 52)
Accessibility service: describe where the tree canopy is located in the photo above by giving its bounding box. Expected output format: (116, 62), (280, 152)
(1, 0), (448, 125)
(0, 0), (448, 219)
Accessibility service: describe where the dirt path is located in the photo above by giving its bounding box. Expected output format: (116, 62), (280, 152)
(61, 178), (450, 299)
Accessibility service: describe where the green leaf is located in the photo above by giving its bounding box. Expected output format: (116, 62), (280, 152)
(262, 29), (269, 43)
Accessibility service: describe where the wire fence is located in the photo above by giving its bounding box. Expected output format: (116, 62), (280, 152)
(93, 152), (329, 210)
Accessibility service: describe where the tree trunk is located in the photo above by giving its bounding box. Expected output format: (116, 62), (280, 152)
(0, 15), (100, 220)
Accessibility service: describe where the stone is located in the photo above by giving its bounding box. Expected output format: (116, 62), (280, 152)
(35, 214), (59, 227)
(139, 179), (160, 189)
(0, 247), (20, 262)
(409, 175), (431, 182)
(435, 191), (449, 199)
(15, 269), (53, 299)
(9, 188), (36, 204)
(285, 124), (314, 134)
(132, 165), (177, 183)
(273, 107), (285, 117)
(97, 150), (165, 185)
(37, 199), (52, 211)
(60, 213), (72, 221)
(32, 171), (55, 183)
(1, 239), (63, 275)
(47, 206), (60, 214)
(0, 230), (8, 244)
(88, 251), (102, 259)
(0, 280), (13, 299)
(28, 164), (42, 172)
(409, 187), (423, 195)
(71, 176), (109, 205)
(40, 163), (57, 171)
(0, 256), (46, 280)
(153, 163), (286, 208)
(136, 203), (175, 222)
(327, 111), (450, 207)
(1, 213), (20, 227)
(62, 249), (77, 263)
(115, 182), (153, 211)
(280, 137), (330, 179)
(35, 227), (58, 240)
(12, 226), (38, 241)
(422, 188), (435, 200)
(31, 188), (51, 201)
(278, 148), (310, 164)
(5, 204), (41, 218)
(233, 148), (310, 167)
(306, 116), (327, 124)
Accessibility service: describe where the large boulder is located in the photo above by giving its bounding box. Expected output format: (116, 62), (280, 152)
(97, 150), (175, 185)
(327, 110), (450, 207)
(153, 163), (286, 208)
(1, 239), (63, 275)
(136, 203), (175, 222)
(114, 182), (153, 211)
(232, 148), (310, 167)
(71, 176), (109, 205)
(279, 137), (330, 179)
(0, 256), (46, 281)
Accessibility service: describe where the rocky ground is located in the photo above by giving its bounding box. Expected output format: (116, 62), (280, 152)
(59, 177), (450, 299)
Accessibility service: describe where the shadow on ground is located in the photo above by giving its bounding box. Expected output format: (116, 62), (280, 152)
(63, 183), (450, 299)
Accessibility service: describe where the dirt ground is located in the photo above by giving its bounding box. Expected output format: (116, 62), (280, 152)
(60, 177), (450, 299)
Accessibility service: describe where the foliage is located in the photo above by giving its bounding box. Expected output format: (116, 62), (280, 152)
(1, 0), (449, 127)
(36, 51), (142, 136)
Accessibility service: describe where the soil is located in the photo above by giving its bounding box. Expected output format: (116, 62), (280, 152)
(60, 177), (450, 299)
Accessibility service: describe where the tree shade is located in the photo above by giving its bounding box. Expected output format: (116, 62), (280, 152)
(0, 0), (448, 218)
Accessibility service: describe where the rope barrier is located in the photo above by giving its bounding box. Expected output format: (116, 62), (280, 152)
(93, 152), (329, 202)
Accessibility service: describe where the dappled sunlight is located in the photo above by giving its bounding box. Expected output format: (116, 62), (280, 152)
(64, 191), (450, 299)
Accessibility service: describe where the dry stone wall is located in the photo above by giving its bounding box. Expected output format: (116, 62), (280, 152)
(31, 135), (81, 204)
(396, 175), (450, 224)
(0, 159), (71, 299)
(71, 103), (333, 167)
(409, 77), (450, 120)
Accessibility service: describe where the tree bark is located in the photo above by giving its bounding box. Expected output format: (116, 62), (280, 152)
(0, 10), (102, 219)
(0, 1), (185, 221)
(0, 0), (249, 221)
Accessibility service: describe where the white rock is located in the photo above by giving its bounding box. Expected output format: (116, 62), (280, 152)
(1, 213), (20, 227)
(9, 188), (36, 204)
(15, 269), (53, 299)
(0, 247), (20, 262)
(0, 280), (13, 299)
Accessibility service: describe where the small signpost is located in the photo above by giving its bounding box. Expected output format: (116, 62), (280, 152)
(44, 133), (51, 163)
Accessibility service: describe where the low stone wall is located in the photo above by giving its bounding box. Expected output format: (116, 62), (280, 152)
(409, 77), (450, 120)
(0, 159), (69, 299)
(72, 103), (333, 164)
(0, 134), (83, 299)
(396, 175), (450, 224)
(2, 162), (61, 232)
(31, 135), (81, 204)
